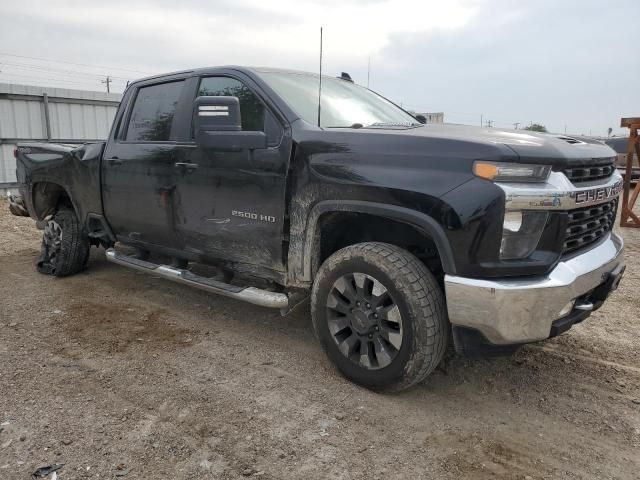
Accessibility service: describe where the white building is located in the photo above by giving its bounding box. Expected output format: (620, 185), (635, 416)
(418, 112), (444, 124)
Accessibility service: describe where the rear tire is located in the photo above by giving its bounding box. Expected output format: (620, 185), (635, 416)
(37, 206), (90, 277)
(311, 242), (448, 392)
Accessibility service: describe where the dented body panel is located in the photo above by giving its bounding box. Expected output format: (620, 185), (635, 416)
(16, 141), (105, 224)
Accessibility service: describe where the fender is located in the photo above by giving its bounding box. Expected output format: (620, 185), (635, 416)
(300, 200), (457, 282)
(17, 142), (106, 227)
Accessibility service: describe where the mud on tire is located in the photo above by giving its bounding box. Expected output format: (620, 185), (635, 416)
(37, 206), (90, 277)
(311, 242), (448, 392)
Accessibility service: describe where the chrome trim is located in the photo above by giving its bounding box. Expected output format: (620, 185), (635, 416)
(444, 232), (624, 345)
(105, 249), (289, 309)
(498, 170), (622, 211)
(574, 301), (594, 311)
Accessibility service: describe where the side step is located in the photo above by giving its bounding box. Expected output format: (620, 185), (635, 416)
(105, 248), (289, 309)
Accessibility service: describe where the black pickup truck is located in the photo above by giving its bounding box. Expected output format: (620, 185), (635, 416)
(10, 67), (625, 391)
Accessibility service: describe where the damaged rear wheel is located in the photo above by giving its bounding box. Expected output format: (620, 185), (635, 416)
(37, 205), (90, 277)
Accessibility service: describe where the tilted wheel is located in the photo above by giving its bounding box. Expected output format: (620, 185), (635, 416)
(37, 205), (90, 277)
(311, 242), (448, 392)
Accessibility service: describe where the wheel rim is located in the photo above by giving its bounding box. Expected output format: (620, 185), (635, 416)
(326, 272), (403, 370)
(43, 219), (63, 265)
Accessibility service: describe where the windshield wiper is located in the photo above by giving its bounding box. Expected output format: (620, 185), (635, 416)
(365, 122), (422, 128)
(325, 123), (364, 129)
(325, 122), (421, 129)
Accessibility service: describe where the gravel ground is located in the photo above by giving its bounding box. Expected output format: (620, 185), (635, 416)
(1, 197), (639, 479)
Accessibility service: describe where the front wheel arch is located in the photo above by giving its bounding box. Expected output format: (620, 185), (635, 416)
(301, 200), (457, 282)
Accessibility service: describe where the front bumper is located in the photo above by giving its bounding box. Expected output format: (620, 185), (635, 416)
(444, 231), (624, 345)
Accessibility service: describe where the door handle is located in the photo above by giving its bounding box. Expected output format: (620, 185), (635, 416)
(105, 157), (122, 165)
(174, 162), (199, 171)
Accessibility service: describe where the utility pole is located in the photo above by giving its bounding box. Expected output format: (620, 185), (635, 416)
(480, 114), (483, 127)
(486, 119), (494, 128)
(101, 76), (112, 93)
(513, 122), (520, 130)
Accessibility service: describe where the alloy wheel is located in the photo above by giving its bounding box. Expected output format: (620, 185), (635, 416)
(43, 220), (63, 267)
(326, 272), (403, 370)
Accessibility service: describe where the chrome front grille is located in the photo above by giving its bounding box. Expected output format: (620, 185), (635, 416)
(563, 198), (617, 255)
(563, 158), (615, 184)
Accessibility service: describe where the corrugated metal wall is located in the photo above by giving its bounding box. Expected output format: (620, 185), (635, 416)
(0, 83), (122, 193)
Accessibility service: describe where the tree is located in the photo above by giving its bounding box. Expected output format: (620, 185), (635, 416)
(524, 123), (548, 133)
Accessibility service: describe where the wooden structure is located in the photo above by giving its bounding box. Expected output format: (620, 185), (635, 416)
(620, 117), (640, 227)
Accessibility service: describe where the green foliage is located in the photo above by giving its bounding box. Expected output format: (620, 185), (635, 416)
(524, 123), (548, 133)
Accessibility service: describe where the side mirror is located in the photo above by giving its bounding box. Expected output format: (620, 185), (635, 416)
(194, 96), (267, 150)
(415, 114), (427, 124)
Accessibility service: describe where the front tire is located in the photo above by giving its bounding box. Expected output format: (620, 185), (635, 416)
(311, 242), (448, 392)
(37, 206), (90, 277)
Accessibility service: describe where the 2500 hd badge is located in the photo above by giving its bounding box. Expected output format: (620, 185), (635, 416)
(232, 210), (277, 223)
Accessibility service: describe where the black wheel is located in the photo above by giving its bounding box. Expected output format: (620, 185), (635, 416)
(311, 242), (448, 392)
(37, 206), (90, 277)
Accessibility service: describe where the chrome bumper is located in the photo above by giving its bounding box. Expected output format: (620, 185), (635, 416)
(444, 232), (624, 345)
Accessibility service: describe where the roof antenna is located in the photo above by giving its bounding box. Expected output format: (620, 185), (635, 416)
(317, 26), (323, 128)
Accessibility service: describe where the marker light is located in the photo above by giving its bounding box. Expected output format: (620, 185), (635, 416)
(474, 162), (551, 183)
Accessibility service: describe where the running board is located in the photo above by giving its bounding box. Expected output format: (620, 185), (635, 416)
(105, 248), (289, 309)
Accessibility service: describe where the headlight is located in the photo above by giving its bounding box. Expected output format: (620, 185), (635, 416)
(500, 211), (548, 260)
(474, 161), (551, 183)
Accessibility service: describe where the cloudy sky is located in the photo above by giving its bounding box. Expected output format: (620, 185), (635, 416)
(1, 0), (637, 136)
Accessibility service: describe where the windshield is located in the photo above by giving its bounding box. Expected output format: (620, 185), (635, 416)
(257, 71), (419, 128)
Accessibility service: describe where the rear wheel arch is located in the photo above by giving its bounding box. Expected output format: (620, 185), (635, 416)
(31, 181), (78, 220)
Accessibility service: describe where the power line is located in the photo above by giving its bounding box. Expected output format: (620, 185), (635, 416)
(0, 72), (127, 92)
(0, 61), (132, 82)
(0, 71), (127, 86)
(0, 72), (101, 87)
(0, 52), (154, 75)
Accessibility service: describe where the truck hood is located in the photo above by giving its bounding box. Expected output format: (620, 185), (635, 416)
(315, 123), (616, 169)
(406, 124), (615, 166)
(295, 122), (617, 200)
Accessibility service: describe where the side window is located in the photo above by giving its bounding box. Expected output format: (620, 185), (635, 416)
(126, 81), (184, 141)
(198, 77), (266, 132)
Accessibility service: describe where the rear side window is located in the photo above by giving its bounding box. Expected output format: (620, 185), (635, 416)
(126, 81), (184, 141)
(198, 77), (264, 132)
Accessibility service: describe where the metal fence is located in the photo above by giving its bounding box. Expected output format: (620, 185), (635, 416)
(0, 83), (122, 194)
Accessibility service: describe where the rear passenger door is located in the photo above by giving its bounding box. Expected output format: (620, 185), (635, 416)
(102, 78), (191, 250)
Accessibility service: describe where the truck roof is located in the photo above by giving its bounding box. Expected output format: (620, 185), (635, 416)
(129, 66), (325, 87)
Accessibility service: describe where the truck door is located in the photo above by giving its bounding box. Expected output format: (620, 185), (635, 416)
(102, 79), (191, 250)
(173, 74), (291, 272)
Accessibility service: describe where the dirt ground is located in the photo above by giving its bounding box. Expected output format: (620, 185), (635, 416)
(0, 198), (639, 480)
